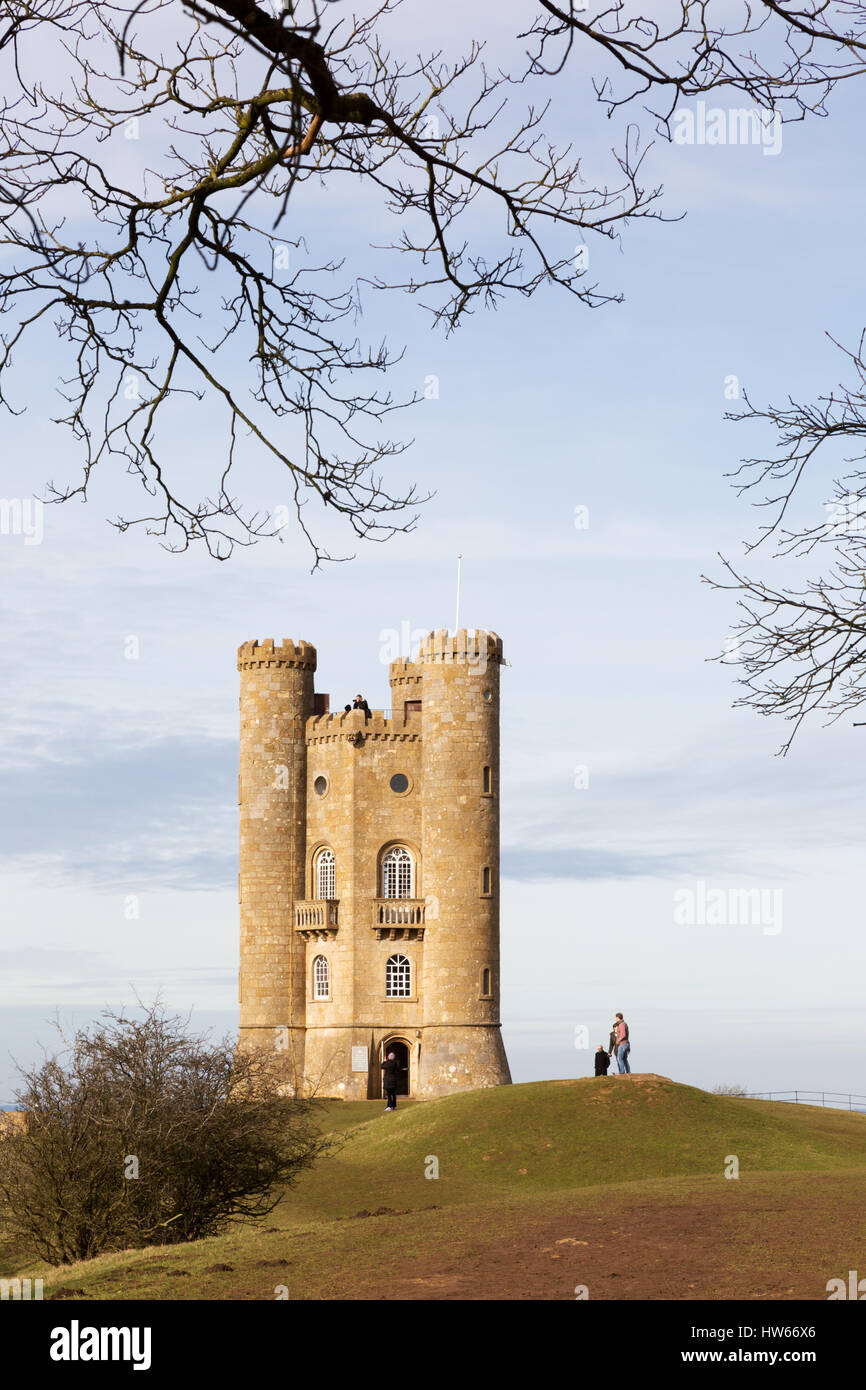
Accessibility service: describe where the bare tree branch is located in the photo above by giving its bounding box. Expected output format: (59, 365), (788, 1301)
(525, 1), (866, 130)
(2, 1), (864, 560)
(707, 333), (866, 751)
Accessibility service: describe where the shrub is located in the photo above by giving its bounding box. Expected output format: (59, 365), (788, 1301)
(0, 1003), (333, 1264)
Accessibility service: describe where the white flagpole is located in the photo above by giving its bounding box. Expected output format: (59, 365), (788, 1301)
(455, 554), (462, 634)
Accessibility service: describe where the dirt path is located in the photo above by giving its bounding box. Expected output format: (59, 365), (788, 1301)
(379, 1170), (866, 1300)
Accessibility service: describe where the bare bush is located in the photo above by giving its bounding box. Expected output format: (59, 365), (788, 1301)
(0, 1002), (333, 1265)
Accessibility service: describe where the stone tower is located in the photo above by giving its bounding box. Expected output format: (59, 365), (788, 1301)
(237, 638), (315, 1088)
(237, 629), (511, 1099)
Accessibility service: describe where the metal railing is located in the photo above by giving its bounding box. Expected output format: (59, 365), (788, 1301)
(745, 1090), (866, 1112)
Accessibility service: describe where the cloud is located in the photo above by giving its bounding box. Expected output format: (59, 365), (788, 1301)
(0, 733), (237, 890)
(0, 947), (108, 973)
(502, 845), (701, 881)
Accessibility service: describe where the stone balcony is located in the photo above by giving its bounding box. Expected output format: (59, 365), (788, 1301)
(372, 898), (425, 942)
(294, 900), (339, 941)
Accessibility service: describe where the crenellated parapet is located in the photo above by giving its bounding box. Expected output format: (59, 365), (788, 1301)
(237, 638), (317, 672)
(306, 710), (421, 745)
(416, 628), (503, 666)
(389, 658), (424, 687)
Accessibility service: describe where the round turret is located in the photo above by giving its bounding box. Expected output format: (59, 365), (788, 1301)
(237, 638), (316, 1087)
(416, 629), (511, 1094)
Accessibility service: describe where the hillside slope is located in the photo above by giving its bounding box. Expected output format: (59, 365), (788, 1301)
(292, 1074), (866, 1212)
(10, 1076), (866, 1301)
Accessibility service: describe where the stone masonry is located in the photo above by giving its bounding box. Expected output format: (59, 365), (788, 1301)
(236, 629), (512, 1099)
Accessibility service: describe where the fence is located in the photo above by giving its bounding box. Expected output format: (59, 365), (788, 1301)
(745, 1090), (866, 1113)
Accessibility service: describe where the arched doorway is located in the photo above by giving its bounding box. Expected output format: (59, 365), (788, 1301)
(380, 1038), (411, 1096)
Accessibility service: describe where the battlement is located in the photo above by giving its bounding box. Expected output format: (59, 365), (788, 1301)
(306, 709), (420, 744)
(416, 628), (503, 666)
(238, 638), (317, 672)
(389, 660), (424, 687)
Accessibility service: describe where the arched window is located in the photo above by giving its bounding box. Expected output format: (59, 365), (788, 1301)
(482, 967), (491, 996)
(313, 955), (330, 1000)
(386, 954), (411, 998)
(316, 848), (335, 899)
(382, 846), (414, 899)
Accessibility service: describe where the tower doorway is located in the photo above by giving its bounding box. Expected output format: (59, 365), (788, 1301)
(381, 1038), (411, 1096)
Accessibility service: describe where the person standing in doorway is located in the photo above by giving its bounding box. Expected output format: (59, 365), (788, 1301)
(614, 1013), (631, 1074)
(381, 1051), (400, 1111)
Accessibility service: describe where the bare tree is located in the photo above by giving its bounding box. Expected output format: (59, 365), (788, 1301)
(708, 334), (866, 752)
(0, 1002), (334, 1265)
(2, 1), (865, 562)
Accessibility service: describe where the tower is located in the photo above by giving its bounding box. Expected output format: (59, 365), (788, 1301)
(237, 639), (315, 1084)
(236, 629), (511, 1098)
(415, 629), (511, 1094)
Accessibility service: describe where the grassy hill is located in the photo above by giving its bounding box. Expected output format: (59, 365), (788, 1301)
(7, 1075), (866, 1301)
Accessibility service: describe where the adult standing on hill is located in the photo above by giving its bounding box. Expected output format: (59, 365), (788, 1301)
(381, 1051), (400, 1111)
(614, 1013), (631, 1074)
(594, 1045), (611, 1077)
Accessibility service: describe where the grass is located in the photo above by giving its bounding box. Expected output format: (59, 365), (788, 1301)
(5, 1075), (866, 1301)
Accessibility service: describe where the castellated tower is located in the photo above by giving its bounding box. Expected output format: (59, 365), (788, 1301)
(416, 630), (510, 1094)
(237, 639), (315, 1087)
(237, 629), (511, 1099)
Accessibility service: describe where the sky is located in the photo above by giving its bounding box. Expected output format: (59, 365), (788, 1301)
(1, 1), (865, 1104)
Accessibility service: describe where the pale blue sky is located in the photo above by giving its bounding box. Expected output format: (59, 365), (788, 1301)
(1, 4), (865, 1101)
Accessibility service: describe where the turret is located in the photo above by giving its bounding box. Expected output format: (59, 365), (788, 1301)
(416, 629), (511, 1094)
(237, 638), (315, 1087)
(389, 655), (423, 722)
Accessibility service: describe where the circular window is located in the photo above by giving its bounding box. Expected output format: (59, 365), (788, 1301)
(314, 775), (328, 797)
(389, 773), (410, 794)
(482, 688), (493, 703)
